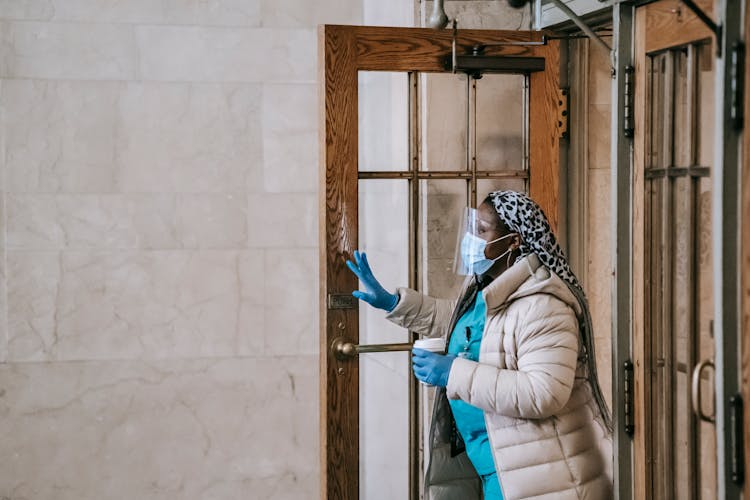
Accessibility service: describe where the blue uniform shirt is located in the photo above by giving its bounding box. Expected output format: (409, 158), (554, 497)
(447, 292), (497, 476)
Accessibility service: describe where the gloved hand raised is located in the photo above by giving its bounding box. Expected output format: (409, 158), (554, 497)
(412, 348), (456, 387)
(346, 250), (399, 312)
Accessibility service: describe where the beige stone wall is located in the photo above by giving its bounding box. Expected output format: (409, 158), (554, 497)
(0, 1), (364, 498)
(0, 1), (616, 497)
(586, 43), (614, 407)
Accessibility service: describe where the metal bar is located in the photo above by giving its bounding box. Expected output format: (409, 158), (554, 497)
(687, 45), (698, 167)
(473, 39), (548, 47)
(623, 361), (635, 435)
(331, 338), (414, 359)
(546, 32), (614, 40)
(523, 74), (530, 192)
(611, 4), (635, 497)
(714, 0), (743, 493)
(357, 342), (414, 354)
(663, 49), (676, 499)
(470, 77), (477, 207)
(729, 42), (744, 130)
(685, 44), (699, 500)
(663, 169), (675, 499)
(729, 394), (745, 485)
(451, 55), (546, 75)
(549, 0), (612, 53)
(358, 171), (419, 179)
(643, 166), (711, 178)
(665, 51), (676, 172)
(358, 170), (530, 179)
(475, 171), (530, 178)
(407, 68), (424, 500)
(624, 66), (635, 137)
(645, 55), (660, 499)
(451, 20), (457, 73)
(691, 359), (716, 422)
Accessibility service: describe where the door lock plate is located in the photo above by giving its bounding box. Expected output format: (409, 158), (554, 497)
(328, 293), (356, 310)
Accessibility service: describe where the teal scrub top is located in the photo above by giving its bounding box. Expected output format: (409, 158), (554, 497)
(447, 292), (497, 476)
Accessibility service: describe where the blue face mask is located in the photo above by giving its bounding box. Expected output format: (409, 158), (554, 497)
(460, 232), (517, 275)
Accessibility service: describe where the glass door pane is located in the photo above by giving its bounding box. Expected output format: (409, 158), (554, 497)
(475, 74), (526, 171)
(358, 179), (410, 499)
(356, 66), (535, 500)
(418, 179), (467, 299)
(419, 73), (469, 171)
(359, 71), (410, 172)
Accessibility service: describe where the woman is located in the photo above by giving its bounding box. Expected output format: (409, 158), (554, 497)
(347, 191), (613, 500)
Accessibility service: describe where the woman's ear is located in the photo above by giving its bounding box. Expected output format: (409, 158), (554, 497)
(511, 233), (521, 249)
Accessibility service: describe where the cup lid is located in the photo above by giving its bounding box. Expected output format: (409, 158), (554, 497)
(412, 338), (445, 350)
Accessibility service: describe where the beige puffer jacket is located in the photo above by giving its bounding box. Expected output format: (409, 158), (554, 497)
(387, 254), (613, 500)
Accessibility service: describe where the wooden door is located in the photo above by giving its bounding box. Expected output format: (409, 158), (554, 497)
(318, 25), (563, 499)
(743, 0), (750, 493)
(632, 1), (718, 497)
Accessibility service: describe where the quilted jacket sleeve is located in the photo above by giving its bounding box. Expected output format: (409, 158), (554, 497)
(445, 294), (579, 419)
(385, 287), (456, 339)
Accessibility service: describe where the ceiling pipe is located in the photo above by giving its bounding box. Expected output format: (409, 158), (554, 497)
(427, 0), (450, 29)
(548, 0), (611, 53)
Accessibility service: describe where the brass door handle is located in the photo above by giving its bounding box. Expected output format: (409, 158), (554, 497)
(331, 336), (413, 360)
(691, 358), (715, 423)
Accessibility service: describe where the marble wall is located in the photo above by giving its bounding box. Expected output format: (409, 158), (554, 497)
(0, 1), (363, 498)
(0, 1), (616, 498)
(586, 43), (614, 406)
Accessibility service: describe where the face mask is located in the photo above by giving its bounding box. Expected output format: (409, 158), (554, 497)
(460, 232), (517, 275)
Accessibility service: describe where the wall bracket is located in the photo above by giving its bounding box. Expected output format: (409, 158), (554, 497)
(449, 21), (548, 77)
(680, 0), (723, 54)
(447, 46), (546, 78)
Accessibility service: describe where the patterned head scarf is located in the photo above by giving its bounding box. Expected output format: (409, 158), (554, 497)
(488, 190), (613, 432)
(488, 190), (580, 291)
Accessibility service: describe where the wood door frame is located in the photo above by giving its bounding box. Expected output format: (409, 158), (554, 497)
(743, 0), (750, 491)
(631, 1), (714, 498)
(318, 25), (561, 499)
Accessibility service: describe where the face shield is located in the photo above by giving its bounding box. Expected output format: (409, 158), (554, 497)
(453, 207), (516, 276)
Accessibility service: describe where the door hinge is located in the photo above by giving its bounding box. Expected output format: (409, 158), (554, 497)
(730, 42), (744, 131)
(729, 394), (745, 485)
(623, 360), (634, 436)
(558, 88), (569, 140)
(623, 66), (634, 138)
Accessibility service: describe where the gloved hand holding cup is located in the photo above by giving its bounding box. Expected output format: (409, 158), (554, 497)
(412, 338), (453, 387)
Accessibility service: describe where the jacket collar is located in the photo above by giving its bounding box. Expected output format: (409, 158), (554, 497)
(482, 254), (542, 312)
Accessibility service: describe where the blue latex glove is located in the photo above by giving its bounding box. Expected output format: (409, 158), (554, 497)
(412, 348), (456, 387)
(346, 250), (399, 312)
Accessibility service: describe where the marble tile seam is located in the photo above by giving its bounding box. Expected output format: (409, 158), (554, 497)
(4, 248), (319, 252)
(0, 353), (320, 366)
(0, 19), (331, 30)
(0, 76), (318, 85)
(0, 76), (304, 87)
(0, 190), (318, 195)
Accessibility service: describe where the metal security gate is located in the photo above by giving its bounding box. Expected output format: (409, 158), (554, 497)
(643, 42), (716, 500)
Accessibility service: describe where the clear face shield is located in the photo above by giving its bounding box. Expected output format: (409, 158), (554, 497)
(453, 207), (516, 276)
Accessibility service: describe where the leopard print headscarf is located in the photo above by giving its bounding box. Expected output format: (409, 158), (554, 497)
(488, 190), (613, 432)
(489, 190), (580, 290)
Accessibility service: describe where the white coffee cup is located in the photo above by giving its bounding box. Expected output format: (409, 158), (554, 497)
(412, 338), (446, 386)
